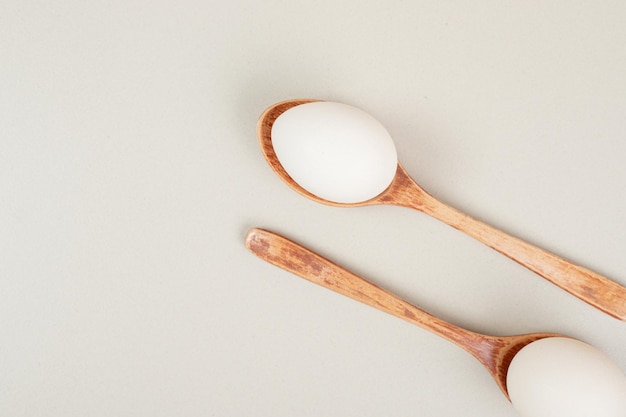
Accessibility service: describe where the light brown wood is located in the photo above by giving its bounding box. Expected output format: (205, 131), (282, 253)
(245, 227), (561, 399)
(257, 99), (626, 320)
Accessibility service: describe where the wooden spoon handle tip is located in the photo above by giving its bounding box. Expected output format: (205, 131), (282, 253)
(244, 227), (479, 346)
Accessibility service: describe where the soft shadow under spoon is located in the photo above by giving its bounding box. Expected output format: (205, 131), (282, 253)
(257, 99), (626, 320)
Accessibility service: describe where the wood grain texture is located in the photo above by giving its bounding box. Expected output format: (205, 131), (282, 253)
(257, 99), (626, 320)
(245, 227), (561, 399)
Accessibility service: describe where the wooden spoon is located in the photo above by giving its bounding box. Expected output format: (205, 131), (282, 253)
(257, 99), (626, 320)
(244, 227), (562, 398)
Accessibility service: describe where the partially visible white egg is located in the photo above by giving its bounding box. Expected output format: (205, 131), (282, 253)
(507, 337), (626, 417)
(271, 101), (398, 204)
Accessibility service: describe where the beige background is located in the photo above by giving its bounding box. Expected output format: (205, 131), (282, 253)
(2, 1), (626, 416)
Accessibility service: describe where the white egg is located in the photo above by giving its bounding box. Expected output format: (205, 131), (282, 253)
(271, 101), (398, 204)
(507, 337), (626, 417)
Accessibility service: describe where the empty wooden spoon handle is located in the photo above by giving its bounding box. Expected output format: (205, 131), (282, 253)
(244, 227), (483, 349)
(419, 195), (626, 321)
(244, 227), (568, 399)
(380, 165), (626, 320)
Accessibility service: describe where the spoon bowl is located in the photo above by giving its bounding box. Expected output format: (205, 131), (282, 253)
(258, 98), (424, 208)
(257, 99), (626, 320)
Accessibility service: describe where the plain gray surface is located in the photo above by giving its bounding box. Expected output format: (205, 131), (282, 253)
(2, 1), (626, 416)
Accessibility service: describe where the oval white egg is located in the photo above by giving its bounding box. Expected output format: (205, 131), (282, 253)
(271, 101), (398, 204)
(507, 337), (626, 417)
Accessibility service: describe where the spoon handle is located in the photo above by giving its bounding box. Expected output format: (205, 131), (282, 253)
(418, 193), (626, 320)
(245, 228), (484, 350)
